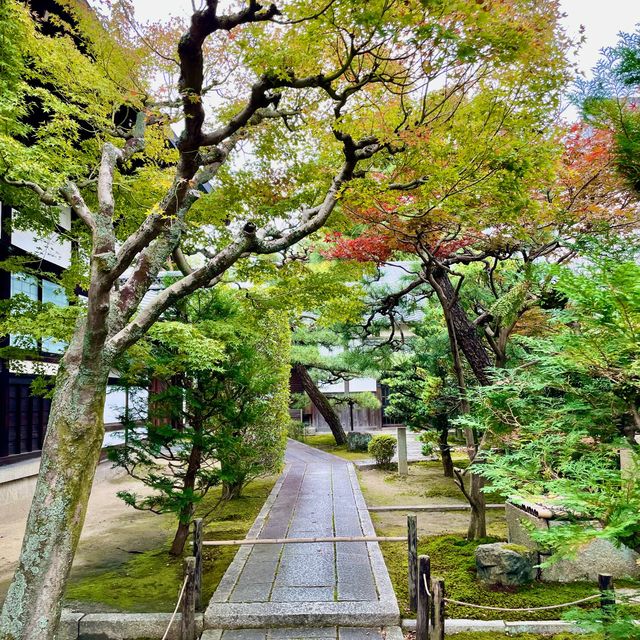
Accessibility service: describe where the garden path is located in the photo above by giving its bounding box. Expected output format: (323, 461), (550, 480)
(204, 439), (401, 639)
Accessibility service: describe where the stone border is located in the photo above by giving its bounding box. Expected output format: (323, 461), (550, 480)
(209, 463), (292, 603)
(59, 612), (204, 640)
(354, 457), (437, 471)
(201, 626), (404, 639)
(204, 462), (400, 629)
(401, 618), (588, 635)
(347, 462), (398, 609)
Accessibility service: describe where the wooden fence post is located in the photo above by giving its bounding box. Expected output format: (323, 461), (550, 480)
(416, 554), (431, 640)
(598, 573), (615, 622)
(408, 514), (418, 612)
(181, 557), (196, 640)
(193, 518), (203, 610)
(430, 577), (445, 640)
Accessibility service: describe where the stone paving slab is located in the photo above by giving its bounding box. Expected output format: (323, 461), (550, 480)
(204, 440), (399, 629)
(205, 627), (400, 640)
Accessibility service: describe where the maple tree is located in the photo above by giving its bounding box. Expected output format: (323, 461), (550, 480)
(0, 0), (585, 635)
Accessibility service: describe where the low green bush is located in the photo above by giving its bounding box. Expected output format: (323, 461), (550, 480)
(368, 434), (397, 468)
(287, 419), (305, 441)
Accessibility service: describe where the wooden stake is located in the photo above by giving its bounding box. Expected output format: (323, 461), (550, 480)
(416, 555), (431, 640)
(598, 573), (615, 622)
(181, 557), (196, 640)
(193, 518), (203, 610)
(408, 514), (418, 612)
(430, 577), (445, 640)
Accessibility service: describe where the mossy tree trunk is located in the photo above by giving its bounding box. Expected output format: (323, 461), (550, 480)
(0, 345), (110, 640)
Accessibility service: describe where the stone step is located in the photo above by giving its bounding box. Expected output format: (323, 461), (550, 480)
(204, 601), (400, 630)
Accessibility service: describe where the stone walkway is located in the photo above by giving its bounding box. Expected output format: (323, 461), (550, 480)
(204, 440), (401, 638)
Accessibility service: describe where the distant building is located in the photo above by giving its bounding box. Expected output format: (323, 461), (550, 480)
(0, 202), (148, 468)
(291, 262), (422, 433)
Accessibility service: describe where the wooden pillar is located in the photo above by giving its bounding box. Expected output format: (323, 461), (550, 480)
(430, 577), (445, 640)
(397, 426), (408, 476)
(416, 555), (431, 640)
(193, 518), (203, 610)
(181, 557), (196, 640)
(408, 514), (418, 612)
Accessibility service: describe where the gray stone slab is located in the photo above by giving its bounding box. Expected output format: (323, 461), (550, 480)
(336, 582), (378, 602)
(269, 629), (336, 639)
(230, 582), (272, 602)
(275, 558), (335, 587)
(249, 546), (283, 561)
(60, 611), (84, 640)
(444, 619), (507, 634)
(281, 542), (334, 557)
(237, 559), (279, 583)
(338, 628), (383, 639)
(205, 601), (400, 629)
(222, 630), (268, 640)
(271, 586), (336, 602)
(78, 613), (204, 640)
(504, 620), (584, 635)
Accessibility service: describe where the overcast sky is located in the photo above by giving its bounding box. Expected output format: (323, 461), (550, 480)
(131, 0), (638, 78)
(560, 0), (638, 75)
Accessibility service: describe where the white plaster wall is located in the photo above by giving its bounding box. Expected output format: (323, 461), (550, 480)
(103, 386), (148, 424)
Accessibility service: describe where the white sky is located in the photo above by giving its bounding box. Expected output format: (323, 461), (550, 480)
(560, 0), (639, 75)
(131, 0), (639, 78)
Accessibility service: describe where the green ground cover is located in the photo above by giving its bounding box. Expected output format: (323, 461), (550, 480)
(65, 476), (277, 612)
(356, 459), (639, 623)
(432, 634), (598, 640)
(381, 534), (607, 620)
(302, 433), (372, 461)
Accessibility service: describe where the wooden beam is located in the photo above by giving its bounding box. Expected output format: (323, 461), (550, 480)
(368, 504), (505, 513)
(202, 535), (406, 547)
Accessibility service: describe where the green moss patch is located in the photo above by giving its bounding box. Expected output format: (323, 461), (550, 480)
(381, 534), (605, 620)
(303, 434), (371, 461)
(436, 634), (600, 640)
(65, 476), (277, 612)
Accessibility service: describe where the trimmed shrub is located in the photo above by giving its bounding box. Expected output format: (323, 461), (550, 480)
(368, 434), (397, 468)
(347, 431), (372, 451)
(287, 419), (305, 441)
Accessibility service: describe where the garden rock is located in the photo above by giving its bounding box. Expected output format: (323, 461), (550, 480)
(347, 431), (372, 452)
(475, 542), (537, 586)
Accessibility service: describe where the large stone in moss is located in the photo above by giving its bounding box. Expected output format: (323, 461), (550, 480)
(346, 431), (372, 452)
(475, 542), (537, 586)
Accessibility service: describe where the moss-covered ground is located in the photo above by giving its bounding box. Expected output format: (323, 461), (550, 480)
(381, 534), (606, 620)
(302, 433), (372, 461)
(64, 475), (277, 612)
(356, 460), (640, 622)
(403, 634), (599, 640)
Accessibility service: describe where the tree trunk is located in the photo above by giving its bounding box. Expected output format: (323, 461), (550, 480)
(293, 364), (347, 445)
(429, 268), (493, 386)
(169, 423), (203, 556)
(431, 274), (488, 540)
(467, 473), (487, 539)
(222, 478), (244, 500)
(436, 415), (454, 478)
(171, 521), (192, 557)
(0, 361), (109, 640)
